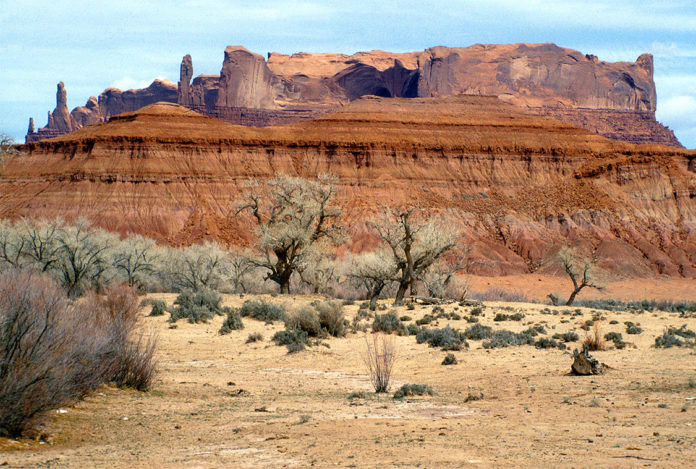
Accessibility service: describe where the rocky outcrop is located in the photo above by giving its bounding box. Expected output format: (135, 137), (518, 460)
(26, 43), (682, 148)
(8, 98), (696, 278)
(177, 54), (193, 106)
(416, 44), (656, 111)
(70, 96), (101, 128)
(97, 79), (177, 118)
(215, 46), (275, 108)
(51, 82), (72, 133)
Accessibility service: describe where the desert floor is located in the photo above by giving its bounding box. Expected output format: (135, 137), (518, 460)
(2, 280), (696, 468)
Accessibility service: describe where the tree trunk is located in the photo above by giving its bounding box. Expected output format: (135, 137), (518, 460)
(565, 287), (582, 306)
(394, 282), (408, 306)
(369, 295), (379, 311)
(280, 280), (290, 294)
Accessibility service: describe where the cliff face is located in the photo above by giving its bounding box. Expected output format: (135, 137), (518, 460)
(8, 99), (696, 278)
(27, 43), (682, 147)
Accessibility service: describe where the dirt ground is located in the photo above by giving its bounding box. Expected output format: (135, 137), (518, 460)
(2, 284), (696, 468)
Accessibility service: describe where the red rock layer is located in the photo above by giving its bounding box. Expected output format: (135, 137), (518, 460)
(7, 98), (696, 278)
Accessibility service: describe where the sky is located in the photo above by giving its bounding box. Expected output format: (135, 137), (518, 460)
(1, 0), (695, 147)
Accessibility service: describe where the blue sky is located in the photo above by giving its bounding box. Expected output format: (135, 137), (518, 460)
(2, 0), (695, 147)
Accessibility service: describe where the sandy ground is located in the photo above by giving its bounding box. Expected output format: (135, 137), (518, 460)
(2, 289), (696, 468)
(468, 275), (696, 302)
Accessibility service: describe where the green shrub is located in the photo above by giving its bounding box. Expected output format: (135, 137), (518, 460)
(470, 306), (483, 316)
(246, 332), (263, 343)
(372, 311), (408, 335)
(239, 300), (286, 322)
(400, 315), (412, 322)
(314, 300), (347, 337)
(604, 332), (626, 349)
(219, 310), (244, 335)
(149, 299), (167, 316)
(286, 307), (322, 337)
(416, 327), (469, 351)
(463, 324), (493, 340)
(442, 353), (457, 365)
(482, 330), (534, 349)
(625, 321), (643, 335)
(552, 331), (580, 343)
(534, 337), (566, 350)
(493, 312), (524, 322)
(654, 325), (696, 348)
(406, 323), (420, 336)
(522, 325), (546, 337)
(169, 289), (228, 323)
(393, 384), (434, 399)
(465, 315), (479, 323)
(415, 314), (434, 326)
(272, 329), (308, 353)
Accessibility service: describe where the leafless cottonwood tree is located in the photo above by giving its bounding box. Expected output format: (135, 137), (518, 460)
(374, 209), (458, 305)
(348, 249), (396, 310)
(112, 234), (159, 288)
(162, 241), (229, 292)
(557, 246), (605, 306)
(237, 175), (342, 294)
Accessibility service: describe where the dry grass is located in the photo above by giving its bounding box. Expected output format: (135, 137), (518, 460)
(583, 322), (608, 351)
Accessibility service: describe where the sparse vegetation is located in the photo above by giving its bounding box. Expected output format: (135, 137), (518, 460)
(583, 323), (608, 351)
(393, 384), (434, 399)
(552, 331), (579, 343)
(169, 289), (229, 323)
(372, 311), (408, 335)
(556, 246), (605, 306)
(246, 332), (263, 343)
(219, 310), (244, 334)
(416, 327), (469, 351)
(0, 271), (156, 437)
(239, 300), (286, 322)
(149, 299), (167, 316)
(364, 334), (397, 393)
(441, 353), (457, 365)
(604, 331), (626, 349)
(654, 325), (696, 348)
(493, 312), (524, 321)
(625, 321), (642, 334)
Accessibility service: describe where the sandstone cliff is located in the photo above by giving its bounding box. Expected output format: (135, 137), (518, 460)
(27, 43), (683, 147)
(9, 98), (696, 278)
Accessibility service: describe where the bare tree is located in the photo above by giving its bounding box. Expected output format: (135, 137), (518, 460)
(348, 250), (396, 310)
(421, 250), (471, 299)
(16, 218), (64, 273)
(112, 234), (159, 288)
(163, 242), (229, 292)
(228, 249), (256, 293)
(298, 247), (340, 295)
(238, 175), (341, 294)
(53, 219), (118, 297)
(557, 246), (605, 306)
(0, 220), (26, 270)
(363, 334), (397, 393)
(374, 209), (458, 305)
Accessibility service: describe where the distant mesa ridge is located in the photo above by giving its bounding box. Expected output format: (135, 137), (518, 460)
(26, 43), (682, 147)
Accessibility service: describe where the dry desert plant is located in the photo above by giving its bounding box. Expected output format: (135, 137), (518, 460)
(0, 272), (157, 437)
(363, 333), (398, 393)
(583, 322), (608, 351)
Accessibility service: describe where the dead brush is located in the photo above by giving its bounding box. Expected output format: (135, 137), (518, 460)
(363, 334), (398, 393)
(583, 322), (608, 351)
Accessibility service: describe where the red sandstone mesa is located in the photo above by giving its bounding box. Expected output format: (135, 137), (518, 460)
(26, 43), (681, 147)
